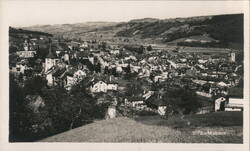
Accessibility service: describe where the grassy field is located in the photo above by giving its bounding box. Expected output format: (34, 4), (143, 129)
(40, 111), (243, 143)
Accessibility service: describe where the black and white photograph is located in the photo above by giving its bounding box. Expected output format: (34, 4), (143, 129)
(0, 0), (249, 150)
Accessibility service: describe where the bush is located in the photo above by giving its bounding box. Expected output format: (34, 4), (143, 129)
(162, 88), (201, 115)
(136, 110), (158, 116)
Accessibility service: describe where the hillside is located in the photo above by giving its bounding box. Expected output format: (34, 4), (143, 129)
(21, 14), (243, 49)
(9, 27), (53, 37)
(9, 27), (53, 54)
(22, 22), (119, 41)
(115, 14), (243, 48)
(40, 112), (243, 143)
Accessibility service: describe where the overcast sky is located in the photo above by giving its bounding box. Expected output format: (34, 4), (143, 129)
(4, 1), (246, 27)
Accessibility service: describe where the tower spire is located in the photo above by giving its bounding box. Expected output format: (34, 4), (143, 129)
(46, 38), (55, 59)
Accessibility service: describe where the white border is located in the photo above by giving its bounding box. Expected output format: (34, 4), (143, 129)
(0, 1), (249, 151)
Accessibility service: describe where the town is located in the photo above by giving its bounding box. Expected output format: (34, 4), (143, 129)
(9, 25), (244, 142)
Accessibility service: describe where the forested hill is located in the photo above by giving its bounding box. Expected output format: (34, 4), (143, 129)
(21, 14), (243, 49)
(115, 14), (243, 48)
(9, 27), (53, 37)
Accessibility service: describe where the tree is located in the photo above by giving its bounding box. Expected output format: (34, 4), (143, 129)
(36, 47), (49, 60)
(146, 45), (153, 51)
(138, 45), (144, 54)
(24, 76), (47, 95)
(125, 81), (144, 100)
(9, 53), (19, 67)
(9, 74), (26, 141)
(162, 88), (201, 115)
(9, 46), (18, 53)
(98, 42), (107, 51)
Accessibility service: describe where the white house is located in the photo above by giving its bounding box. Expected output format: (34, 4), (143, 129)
(65, 76), (76, 90)
(225, 98), (244, 111)
(107, 83), (118, 91)
(198, 59), (208, 64)
(90, 81), (108, 93)
(73, 70), (86, 81)
(217, 81), (228, 87)
(16, 51), (36, 58)
(131, 100), (145, 108)
(110, 49), (120, 55)
(215, 97), (244, 112)
(90, 81), (118, 93)
(158, 106), (167, 116)
(14, 63), (27, 74)
(45, 69), (54, 86)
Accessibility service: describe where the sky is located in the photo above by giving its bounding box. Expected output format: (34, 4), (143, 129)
(4, 1), (246, 27)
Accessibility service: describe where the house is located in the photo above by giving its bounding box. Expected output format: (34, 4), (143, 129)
(130, 65), (141, 73)
(158, 106), (167, 116)
(186, 67), (197, 77)
(131, 100), (146, 110)
(90, 81), (108, 93)
(90, 80), (118, 93)
(11, 62), (27, 74)
(225, 98), (244, 111)
(214, 96), (243, 112)
(107, 83), (118, 91)
(225, 87), (244, 111)
(63, 75), (75, 90)
(217, 81), (228, 87)
(214, 86), (244, 112)
(80, 41), (88, 50)
(53, 67), (80, 90)
(73, 69), (86, 81)
(16, 51), (36, 58)
(144, 92), (168, 116)
(110, 49), (120, 55)
(198, 59), (208, 64)
(179, 58), (187, 63)
(45, 66), (58, 86)
(167, 60), (178, 69)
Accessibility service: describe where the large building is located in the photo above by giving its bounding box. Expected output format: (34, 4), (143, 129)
(45, 44), (59, 73)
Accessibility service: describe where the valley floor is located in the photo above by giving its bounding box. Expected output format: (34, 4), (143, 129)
(39, 111), (243, 143)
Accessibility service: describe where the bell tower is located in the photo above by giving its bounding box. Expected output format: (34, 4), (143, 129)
(45, 39), (57, 72)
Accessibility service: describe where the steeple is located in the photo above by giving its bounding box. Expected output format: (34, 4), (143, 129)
(46, 39), (56, 59)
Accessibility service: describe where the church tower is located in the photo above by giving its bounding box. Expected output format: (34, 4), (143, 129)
(45, 41), (58, 72)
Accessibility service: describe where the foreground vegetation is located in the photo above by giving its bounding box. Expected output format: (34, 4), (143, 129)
(9, 74), (109, 142)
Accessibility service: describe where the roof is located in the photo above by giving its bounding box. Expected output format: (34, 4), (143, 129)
(145, 93), (169, 106)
